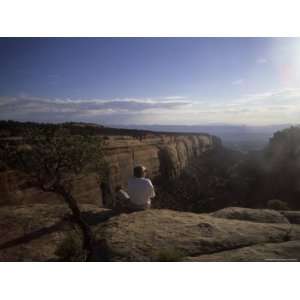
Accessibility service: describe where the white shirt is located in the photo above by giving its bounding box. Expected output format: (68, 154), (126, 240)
(127, 177), (155, 206)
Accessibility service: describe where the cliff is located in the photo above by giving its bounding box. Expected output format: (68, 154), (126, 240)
(102, 133), (217, 190)
(0, 132), (219, 207)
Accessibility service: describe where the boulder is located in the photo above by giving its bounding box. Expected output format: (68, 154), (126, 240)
(211, 207), (290, 224)
(94, 209), (300, 261)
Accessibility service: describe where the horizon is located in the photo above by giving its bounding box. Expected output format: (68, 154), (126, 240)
(0, 119), (297, 128)
(1, 38), (300, 126)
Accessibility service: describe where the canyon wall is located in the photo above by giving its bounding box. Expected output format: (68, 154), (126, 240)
(0, 133), (219, 207)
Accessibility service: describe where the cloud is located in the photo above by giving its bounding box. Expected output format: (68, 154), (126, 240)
(1, 88), (300, 125)
(256, 58), (268, 64)
(232, 79), (244, 85)
(162, 96), (187, 100)
(0, 95), (192, 123)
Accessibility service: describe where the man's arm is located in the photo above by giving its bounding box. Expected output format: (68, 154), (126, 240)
(147, 179), (155, 198)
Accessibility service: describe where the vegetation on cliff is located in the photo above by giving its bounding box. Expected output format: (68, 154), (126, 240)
(0, 120), (164, 138)
(0, 126), (107, 260)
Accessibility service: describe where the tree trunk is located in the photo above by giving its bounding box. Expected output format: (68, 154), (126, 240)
(56, 185), (95, 261)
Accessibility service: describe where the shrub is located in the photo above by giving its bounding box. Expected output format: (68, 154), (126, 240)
(55, 231), (87, 261)
(154, 248), (185, 262)
(267, 199), (290, 211)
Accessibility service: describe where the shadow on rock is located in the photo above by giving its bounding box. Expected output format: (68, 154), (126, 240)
(0, 220), (65, 250)
(82, 210), (119, 226)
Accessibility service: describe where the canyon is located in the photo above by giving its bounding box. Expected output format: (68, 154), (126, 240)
(0, 131), (219, 207)
(1, 123), (300, 261)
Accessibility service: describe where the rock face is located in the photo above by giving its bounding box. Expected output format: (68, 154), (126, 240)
(103, 134), (215, 189)
(1, 204), (300, 262)
(0, 133), (217, 207)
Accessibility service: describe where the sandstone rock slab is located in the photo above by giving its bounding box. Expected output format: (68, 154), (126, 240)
(94, 209), (298, 261)
(184, 240), (300, 262)
(279, 211), (300, 224)
(211, 207), (290, 224)
(0, 203), (110, 261)
(1, 204), (299, 262)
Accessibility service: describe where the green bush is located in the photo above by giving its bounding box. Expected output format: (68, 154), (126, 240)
(267, 199), (290, 211)
(154, 248), (185, 262)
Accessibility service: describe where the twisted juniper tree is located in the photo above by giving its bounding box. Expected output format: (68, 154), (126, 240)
(0, 127), (107, 260)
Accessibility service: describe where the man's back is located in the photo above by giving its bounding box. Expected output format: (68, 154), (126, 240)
(127, 177), (155, 207)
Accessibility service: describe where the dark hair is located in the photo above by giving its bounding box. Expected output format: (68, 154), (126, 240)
(133, 165), (146, 178)
(115, 185), (122, 192)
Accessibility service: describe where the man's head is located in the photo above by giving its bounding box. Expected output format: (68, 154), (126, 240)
(115, 185), (122, 192)
(133, 165), (147, 178)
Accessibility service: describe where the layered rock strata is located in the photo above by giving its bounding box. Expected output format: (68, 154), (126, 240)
(0, 133), (218, 206)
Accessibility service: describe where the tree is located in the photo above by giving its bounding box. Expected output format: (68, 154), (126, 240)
(0, 127), (107, 260)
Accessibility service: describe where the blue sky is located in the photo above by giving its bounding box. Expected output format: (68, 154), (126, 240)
(1, 37), (300, 125)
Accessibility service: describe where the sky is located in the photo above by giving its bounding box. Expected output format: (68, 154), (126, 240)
(1, 37), (300, 126)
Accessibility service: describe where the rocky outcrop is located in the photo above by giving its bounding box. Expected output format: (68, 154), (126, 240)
(0, 133), (217, 207)
(184, 240), (300, 262)
(210, 207), (290, 224)
(1, 204), (299, 261)
(0, 203), (112, 261)
(95, 209), (300, 261)
(279, 211), (300, 224)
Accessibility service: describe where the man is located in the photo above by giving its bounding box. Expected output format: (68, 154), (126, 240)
(127, 165), (155, 211)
